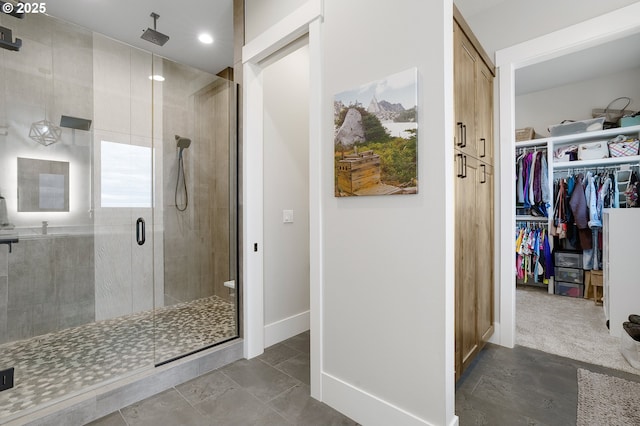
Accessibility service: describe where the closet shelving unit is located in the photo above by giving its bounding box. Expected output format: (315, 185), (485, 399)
(515, 123), (640, 294)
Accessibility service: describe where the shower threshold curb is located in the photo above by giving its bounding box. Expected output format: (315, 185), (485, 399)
(4, 339), (244, 426)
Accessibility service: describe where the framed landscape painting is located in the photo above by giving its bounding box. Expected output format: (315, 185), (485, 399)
(334, 68), (418, 197)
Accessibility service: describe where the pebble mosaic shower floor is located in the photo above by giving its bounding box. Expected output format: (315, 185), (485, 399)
(0, 296), (237, 420)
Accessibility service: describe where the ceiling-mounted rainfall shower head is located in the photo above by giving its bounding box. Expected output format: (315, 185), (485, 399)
(141, 12), (169, 46)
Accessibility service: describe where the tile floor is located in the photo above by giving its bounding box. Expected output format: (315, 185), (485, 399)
(88, 332), (358, 426)
(456, 343), (640, 425)
(39, 328), (639, 425)
(0, 296), (236, 420)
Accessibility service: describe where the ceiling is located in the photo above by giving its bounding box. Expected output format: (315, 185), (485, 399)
(454, 0), (640, 95)
(454, 0), (511, 18)
(515, 32), (640, 95)
(44, 0), (234, 75)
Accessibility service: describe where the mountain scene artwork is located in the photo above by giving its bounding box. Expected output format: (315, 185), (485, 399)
(334, 68), (418, 197)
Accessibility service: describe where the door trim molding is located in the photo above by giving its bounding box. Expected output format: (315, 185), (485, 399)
(495, 3), (640, 348)
(242, 0), (324, 399)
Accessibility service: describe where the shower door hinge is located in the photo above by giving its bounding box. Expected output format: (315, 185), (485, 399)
(224, 280), (236, 289)
(0, 367), (14, 392)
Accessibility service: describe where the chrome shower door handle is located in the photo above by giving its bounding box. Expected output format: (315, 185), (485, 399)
(136, 217), (146, 246)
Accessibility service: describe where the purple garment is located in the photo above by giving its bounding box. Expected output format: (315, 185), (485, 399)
(544, 231), (554, 279)
(533, 151), (543, 203)
(522, 153), (533, 208)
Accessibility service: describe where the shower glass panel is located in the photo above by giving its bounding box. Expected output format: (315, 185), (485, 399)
(152, 55), (238, 366)
(0, 10), (238, 422)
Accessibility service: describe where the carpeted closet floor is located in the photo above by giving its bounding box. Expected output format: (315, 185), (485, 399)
(516, 286), (638, 374)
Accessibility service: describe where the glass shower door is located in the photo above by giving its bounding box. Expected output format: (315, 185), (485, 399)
(92, 38), (159, 373)
(152, 55), (238, 365)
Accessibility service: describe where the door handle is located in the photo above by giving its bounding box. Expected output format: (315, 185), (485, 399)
(480, 138), (486, 158)
(457, 153), (463, 177)
(461, 124), (467, 148)
(136, 217), (146, 246)
(462, 155), (467, 178)
(480, 164), (486, 184)
(456, 122), (463, 147)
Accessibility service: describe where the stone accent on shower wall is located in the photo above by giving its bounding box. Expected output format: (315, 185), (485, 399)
(0, 235), (95, 344)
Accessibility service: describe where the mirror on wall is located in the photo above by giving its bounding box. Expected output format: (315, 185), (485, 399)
(17, 157), (69, 212)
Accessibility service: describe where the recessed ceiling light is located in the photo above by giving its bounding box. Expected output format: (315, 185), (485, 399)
(198, 33), (214, 44)
(148, 75), (165, 82)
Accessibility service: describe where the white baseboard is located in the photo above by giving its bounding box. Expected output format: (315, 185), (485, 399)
(488, 321), (501, 345)
(322, 372), (441, 426)
(264, 310), (310, 348)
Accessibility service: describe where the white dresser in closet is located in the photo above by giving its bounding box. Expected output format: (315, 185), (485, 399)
(603, 208), (640, 338)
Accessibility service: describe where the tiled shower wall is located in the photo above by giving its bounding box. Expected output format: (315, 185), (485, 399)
(0, 235), (94, 344)
(162, 62), (233, 305)
(92, 33), (164, 321)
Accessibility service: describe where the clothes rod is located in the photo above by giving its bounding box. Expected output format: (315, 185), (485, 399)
(553, 162), (639, 176)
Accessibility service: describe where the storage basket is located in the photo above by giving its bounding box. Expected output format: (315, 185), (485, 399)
(608, 138), (640, 157)
(516, 127), (535, 142)
(549, 117), (605, 137)
(578, 140), (609, 161)
(555, 267), (584, 285)
(554, 251), (582, 269)
(554, 282), (584, 298)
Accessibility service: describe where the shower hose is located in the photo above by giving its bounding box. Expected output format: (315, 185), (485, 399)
(175, 152), (188, 211)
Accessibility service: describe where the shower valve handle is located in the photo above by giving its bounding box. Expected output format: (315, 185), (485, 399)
(136, 218), (146, 246)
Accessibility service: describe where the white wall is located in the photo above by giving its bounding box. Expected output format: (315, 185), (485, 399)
(244, 0), (309, 42)
(516, 67), (640, 137)
(458, 0), (640, 60)
(262, 40), (311, 345)
(244, 1), (455, 424)
(320, 1), (454, 425)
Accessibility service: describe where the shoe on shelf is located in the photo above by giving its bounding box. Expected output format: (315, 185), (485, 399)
(623, 322), (640, 342)
(629, 314), (640, 325)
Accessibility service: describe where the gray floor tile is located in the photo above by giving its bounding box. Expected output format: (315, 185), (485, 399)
(282, 332), (310, 354)
(220, 358), (299, 402)
(269, 383), (358, 426)
(194, 386), (291, 425)
(120, 388), (208, 426)
(85, 411), (128, 426)
(175, 370), (237, 406)
(456, 389), (550, 426)
(454, 344), (625, 426)
(275, 352), (311, 385)
(259, 342), (302, 366)
(470, 374), (573, 425)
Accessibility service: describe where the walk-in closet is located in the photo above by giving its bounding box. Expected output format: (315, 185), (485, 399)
(511, 29), (640, 372)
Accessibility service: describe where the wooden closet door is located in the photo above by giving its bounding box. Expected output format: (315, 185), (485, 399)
(454, 23), (477, 158)
(476, 62), (493, 163)
(454, 152), (479, 378)
(476, 163), (494, 343)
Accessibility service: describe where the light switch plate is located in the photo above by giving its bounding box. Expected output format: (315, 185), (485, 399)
(283, 209), (294, 223)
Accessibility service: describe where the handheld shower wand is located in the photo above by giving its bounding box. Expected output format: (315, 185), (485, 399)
(174, 135), (191, 211)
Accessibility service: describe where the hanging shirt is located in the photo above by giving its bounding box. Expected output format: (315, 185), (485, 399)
(586, 172), (602, 228)
(516, 155), (525, 204)
(529, 152), (538, 207)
